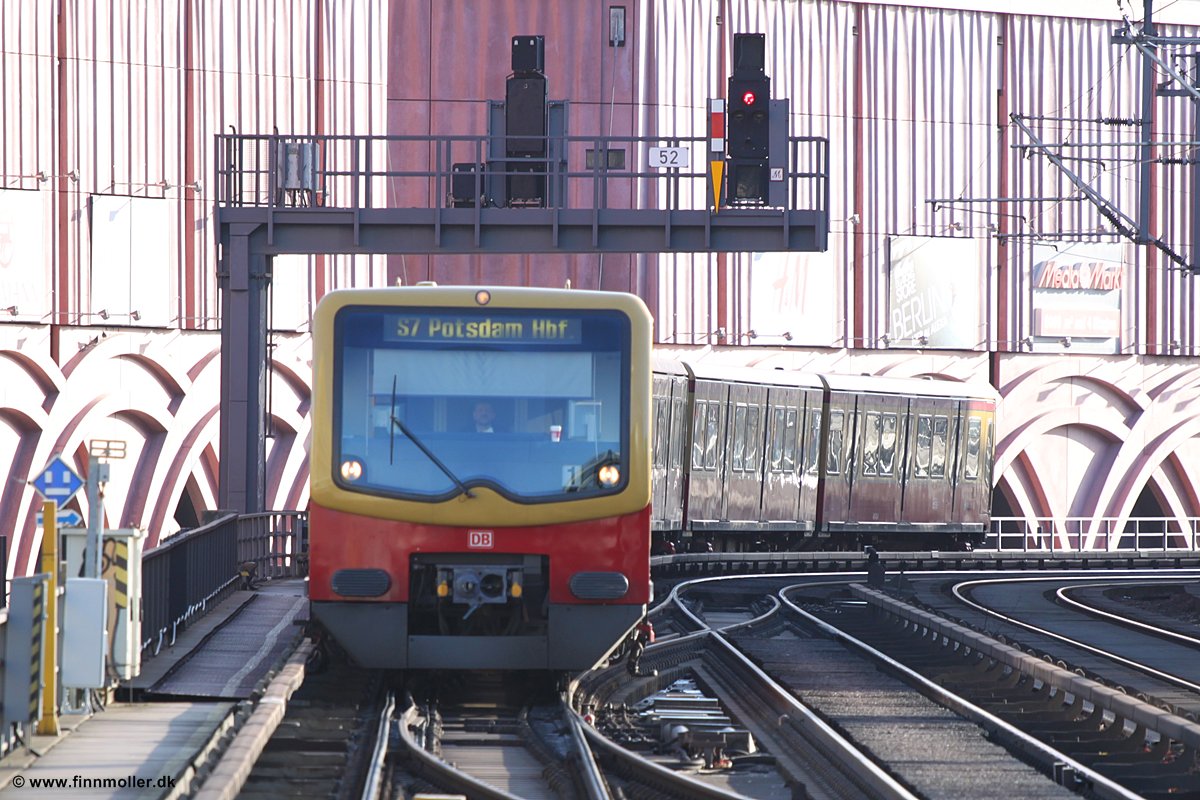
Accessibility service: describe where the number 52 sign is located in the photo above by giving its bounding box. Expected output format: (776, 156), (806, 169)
(648, 146), (690, 169)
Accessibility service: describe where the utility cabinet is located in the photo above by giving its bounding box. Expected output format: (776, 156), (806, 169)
(62, 528), (145, 681)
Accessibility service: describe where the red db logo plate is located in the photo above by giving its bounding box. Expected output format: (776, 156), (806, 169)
(468, 530), (494, 549)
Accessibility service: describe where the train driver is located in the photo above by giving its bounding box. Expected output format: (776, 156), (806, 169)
(473, 401), (497, 434)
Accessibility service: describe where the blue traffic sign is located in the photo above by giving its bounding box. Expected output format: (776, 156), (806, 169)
(31, 456), (84, 504)
(35, 509), (84, 528)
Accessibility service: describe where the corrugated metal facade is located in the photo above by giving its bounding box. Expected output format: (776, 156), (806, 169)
(0, 0), (386, 576)
(3, 0), (1200, 575)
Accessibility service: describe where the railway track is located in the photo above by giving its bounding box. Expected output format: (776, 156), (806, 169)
(235, 661), (386, 799)
(792, 575), (1200, 799)
(201, 567), (1200, 798)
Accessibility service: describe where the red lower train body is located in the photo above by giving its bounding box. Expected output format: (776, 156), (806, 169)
(308, 503), (651, 670)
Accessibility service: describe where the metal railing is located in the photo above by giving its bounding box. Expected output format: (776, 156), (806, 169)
(140, 511), (308, 658)
(236, 511), (308, 580)
(984, 516), (1200, 552)
(214, 132), (830, 216)
(141, 512), (240, 657)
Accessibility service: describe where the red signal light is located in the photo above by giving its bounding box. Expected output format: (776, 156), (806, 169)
(742, 90), (756, 106)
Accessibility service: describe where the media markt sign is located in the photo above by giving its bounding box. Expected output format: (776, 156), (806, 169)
(1031, 242), (1125, 349)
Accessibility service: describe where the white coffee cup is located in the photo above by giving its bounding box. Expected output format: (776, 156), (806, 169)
(550, 424), (562, 442)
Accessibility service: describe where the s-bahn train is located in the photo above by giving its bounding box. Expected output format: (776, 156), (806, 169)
(308, 285), (654, 671)
(649, 361), (997, 553)
(308, 285), (998, 672)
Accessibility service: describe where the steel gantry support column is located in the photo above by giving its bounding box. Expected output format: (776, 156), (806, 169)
(218, 223), (271, 514)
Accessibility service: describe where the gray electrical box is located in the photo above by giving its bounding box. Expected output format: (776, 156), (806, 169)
(62, 578), (107, 689)
(3, 574), (49, 729)
(62, 528), (144, 680)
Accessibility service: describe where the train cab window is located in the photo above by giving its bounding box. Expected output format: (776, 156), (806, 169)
(964, 417), (982, 480)
(783, 408), (798, 472)
(915, 414), (932, 478)
(692, 401), (708, 469)
(861, 412), (881, 476)
(879, 413), (898, 476)
(732, 404), (748, 471)
(331, 305), (631, 503)
(805, 410), (822, 474)
(827, 410), (845, 475)
(670, 396), (685, 468)
(769, 407), (786, 472)
(704, 403), (721, 470)
(745, 406), (761, 472)
(931, 415), (949, 478)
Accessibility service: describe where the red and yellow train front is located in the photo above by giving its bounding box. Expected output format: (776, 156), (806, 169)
(308, 287), (652, 671)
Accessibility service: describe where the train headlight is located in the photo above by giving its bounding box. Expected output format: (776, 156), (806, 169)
(597, 464), (621, 487)
(340, 459), (364, 481)
(475, 289), (491, 305)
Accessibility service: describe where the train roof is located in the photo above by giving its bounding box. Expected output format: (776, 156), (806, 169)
(313, 285), (653, 316)
(820, 372), (998, 402)
(653, 357), (996, 403)
(659, 359), (825, 389)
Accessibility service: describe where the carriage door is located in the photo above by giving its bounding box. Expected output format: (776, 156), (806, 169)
(651, 375), (672, 527)
(762, 388), (801, 523)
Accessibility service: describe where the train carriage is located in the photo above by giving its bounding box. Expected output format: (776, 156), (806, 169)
(308, 286), (653, 671)
(650, 361), (997, 552)
(818, 374), (997, 542)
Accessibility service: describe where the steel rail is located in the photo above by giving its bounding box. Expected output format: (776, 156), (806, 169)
(953, 575), (1200, 694)
(668, 577), (921, 800)
(396, 704), (527, 800)
(785, 585), (1143, 800)
(360, 691), (395, 800)
(1057, 581), (1200, 647)
(576, 715), (747, 800)
(563, 704), (610, 800)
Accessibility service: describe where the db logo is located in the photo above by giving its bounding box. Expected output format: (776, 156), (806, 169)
(468, 530), (494, 549)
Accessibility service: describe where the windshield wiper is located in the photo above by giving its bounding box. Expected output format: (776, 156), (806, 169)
(389, 376), (475, 498)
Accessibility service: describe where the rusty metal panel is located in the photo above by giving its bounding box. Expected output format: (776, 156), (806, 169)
(387, 1), (650, 295)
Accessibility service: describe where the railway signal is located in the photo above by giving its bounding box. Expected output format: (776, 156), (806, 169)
(727, 33), (770, 205)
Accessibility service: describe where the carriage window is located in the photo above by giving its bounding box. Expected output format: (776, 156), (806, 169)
(827, 410), (845, 475)
(745, 407), (761, 472)
(879, 413), (898, 476)
(984, 422), (994, 485)
(805, 410), (822, 474)
(931, 415), (949, 478)
(704, 402), (721, 470)
(861, 412), (881, 477)
(732, 404), (748, 471)
(769, 407), (786, 472)
(783, 409), (798, 472)
(692, 401), (707, 469)
(670, 396), (685, 468)
(653, 397), (668, 468)
(964, 417), (981, 480)
(915, 414), (932, 478)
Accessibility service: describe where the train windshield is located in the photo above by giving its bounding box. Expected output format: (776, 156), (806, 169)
(332, 305), (631, 502)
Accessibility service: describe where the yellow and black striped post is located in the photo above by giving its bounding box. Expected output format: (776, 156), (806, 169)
(112, 540), (129, 611)
(36, 501), (58, 736)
